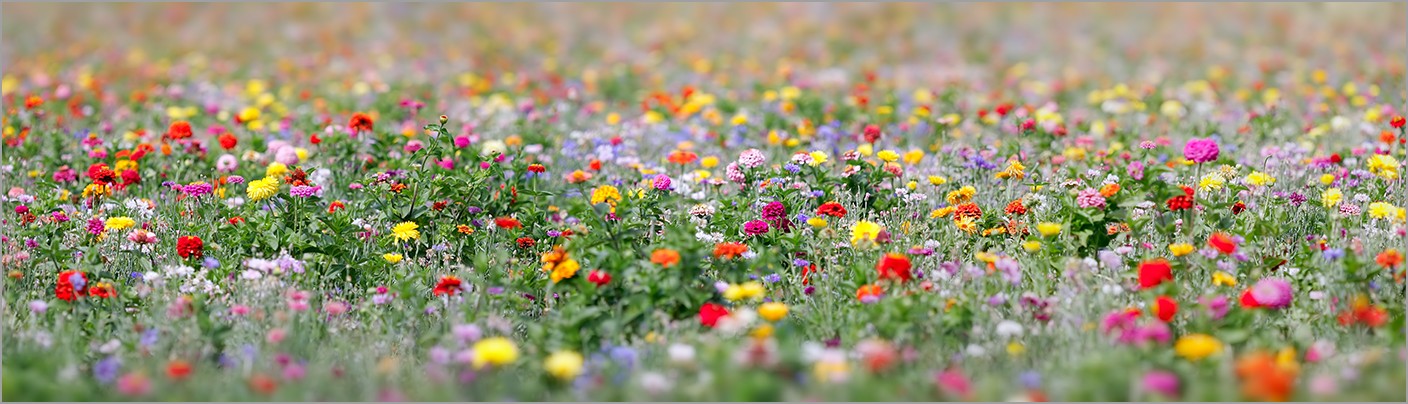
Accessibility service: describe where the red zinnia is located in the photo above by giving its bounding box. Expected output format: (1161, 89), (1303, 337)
(55, 270), (89, 301)
(1153, 296), (1177, 322)
(218, 133), (238, 150)
(515, 237), (536, 248)
(432, 275), (463, 296)
(699, 303), (729, 328)
(348, 112), (375, 133)
(87, 163), (116, 184)
(1208, 232), (1236, 255)
(167, 121), (193, 140)
(816, 202), (848, 217)
(176, 236), (204, 259)
(876, 253), (913, 283)
(1231, 201), (1246, 215)
(953, 203), (982, 221)
(1137, 259), (1173, 289)
(1004, 199), (1028, 215)
(494, 217), (522, 229)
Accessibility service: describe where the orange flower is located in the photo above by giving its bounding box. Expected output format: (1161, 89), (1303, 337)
(1235, 351), (1298, 401)
(667, 150), (699, 165)
(248, 373), (278, 395)
(1099, 183), (1120, 198)
(494, 217), (522, 229)
(650, 249), (681, 268)
(348, 112), (375, 133)
(855, 284), (884, 302)
(166, 360), (193, 381)
(1208, 232), (1237, 255)
(1376, 249), (1402, 268)
(875, 253), (913, 283)
(713, 242), (748, 259)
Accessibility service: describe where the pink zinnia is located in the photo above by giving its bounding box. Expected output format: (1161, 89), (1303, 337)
(743, 219), (769, 235)
(1182, 138), (1220, 163)
(1249, 277), (1293, 309)
(1076, 188), (1107, 209)
(652, 174), (672, 191)
(1142, 371), (1180, 398)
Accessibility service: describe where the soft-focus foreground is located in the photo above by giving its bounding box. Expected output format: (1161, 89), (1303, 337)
(1, 3), (1405, 401)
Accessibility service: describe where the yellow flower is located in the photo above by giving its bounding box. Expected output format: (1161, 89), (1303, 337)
(1321, 188), (1343, 208)
(1175, 334), (1223, 361)
(471, 337), (519, 369)
(104, 217), (136, 231)
(954, 217), (979, 234)
(1007, 342), (1026, 356)
(1022, 240), (1042, 252)
(549, 259), (580, 283)
(945, 186), (976, 205)
(905, 181), (918, 190)
(876, 150), (900, 163)
(902, 149), (925, 165)
(1367, 154), (1400, 180)
(996, 160), (1026, 180)
(740, 281), (765, 299)
(590, 185), (622, 206)
(850, 220), (882, 246)
(1197, 173), (1225, 192)
(701, 156), (720, 168)
(1245, 171), (1276, 187)
(806, 217), (828, 228)
(808, 151), (828, 166)
(1036, 222), (1062, 237)
(856, 144), (873, 156)
(927, 175), (947, 186)
(1368, 202), (1399, 219)
(238, 107), (261, 123)
(391, 222), (420, 242)
(1169, 243), (1196, 257)
(83, 183), (113, 198)
(265, 162), (288, 178)
(382, 253), (403, 264)
(246, 177), (280, 202)
(1212, 271), (1238, 287)
(543, 351), (584, 381)
(1319, 174), (1336, 185)
(758, 302), (789, 322)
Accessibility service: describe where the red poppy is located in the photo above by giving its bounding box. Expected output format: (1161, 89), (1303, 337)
(348, 112), (375, 133)
(167, 121), (193, 140)
(166, 360), (193, 381)
(589, 159), (602, 171)
(816, 202), (848, 217)
(228, 216), (245, 225)
(1137, 259), (1173, 289)
(587, 270), (611, 287)
(1153, 296), (1177, 322)
(494, 217), (522, 229)
(1208, 232), (1237, 255)
(432, 275), (463, 296)
(176, 236), (204, 259)
(801, 264), (821, 285)
(55, 270), (89, 301)
(699, 303), (729, 328)
(876, 253), (913, 283)
(309, 133), (322, 145)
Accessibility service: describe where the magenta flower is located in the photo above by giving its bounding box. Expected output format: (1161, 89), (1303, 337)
(652, 174), (672, 191)
(743, 219), (770, 235)
(1142, 371), (1180, 398)
(1182, 137), (1220, 163)
(1250, 277), (1294, 309)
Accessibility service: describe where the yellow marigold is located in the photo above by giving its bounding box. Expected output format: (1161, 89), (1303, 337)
(1213, 271), (1238, 287)
(590, 185), (622, 206)
(850, 220), (882, 246)
(391, 222), (420, 242)
(996, 160), (1026, 180)
(806, 217), (828, 228)
(1169, 243), (1196, 257)
(928, 175), (947, 186)
(246, 177), (280, 202)
(1175, 334), (1223, 361)
(471, 337), (519, 369)
(104, 216), (136, 231)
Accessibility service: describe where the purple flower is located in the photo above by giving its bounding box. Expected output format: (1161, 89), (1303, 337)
(93, 356), (121, 384)
(1183, 137), (1220, 163)
(763, 273), (782, 283)
(290, 185), (322, 198)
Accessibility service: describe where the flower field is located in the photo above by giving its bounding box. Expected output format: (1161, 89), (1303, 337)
(2, 3), (1406, 401)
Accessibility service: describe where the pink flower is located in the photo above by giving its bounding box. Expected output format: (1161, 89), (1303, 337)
(743, 219), (769, 235)
(1141, 371), (1180, 398)
(454, 136), (471, 148)
(267, 328), (288, 344)
(652, 174), (672, 191)
(738, 149), (766, 168)
(116, 372), (152, 396)
(404, 140), (423, 153)
(1076, 188), (1107, 209)
(1182, 137), (1220, 163)
(1249, 277), (1294, 309)
(275, 147), (300, 165)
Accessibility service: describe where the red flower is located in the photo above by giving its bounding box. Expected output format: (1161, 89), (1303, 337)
(953, 203), (983, 221)
(1153, 296), (1177, 322)
(176, 236), (204, 259)
(587, 270), (612, 287)
(87, 163), (116, 184)
(515, 237), (536, 249)
(1376, 249), (1403, 268)
(816, 202), (848, 217)
(527, 164), (546, 173)
(1392, 115), (1405, 128)
(167, 121), (193, 140)
(89, 282), (117, 299)
(1231, 201), (1246, 215)
(228, 216), (245, 225)
(1166, 195), (1194, 211)
(494, 217), (522, 229)
(876, 253), (913, 283)
(1004, 199), (1028, 215)
(1240, 289), (1261, 308)
(348, 112), (375, 133)
(218, 133), (238, 150)
(863, 124), (882, 144)
(699, 303), (729, 328)
(589, 159), (602, 171)
(166, 360), (193, 381)
(801, 264), (821, 285)
(432, 275), (463, 296)
(310, 133), (322, 145)
(1137, 259), (1173, 289)
(56, 270), (89, 301)
(327, 201), (345, 213)
(1208, 232), (1237, 255)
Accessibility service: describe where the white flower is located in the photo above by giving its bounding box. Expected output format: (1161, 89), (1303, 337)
(995, 320), (1024, 339)
(668, 344), (696, 365)
(965, 344), (987, 357)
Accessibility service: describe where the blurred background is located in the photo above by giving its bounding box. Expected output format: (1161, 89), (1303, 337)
(3, 3), (1404, 90)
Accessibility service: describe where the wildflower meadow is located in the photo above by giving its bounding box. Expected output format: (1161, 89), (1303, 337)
(1, 3), (1405, 402)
